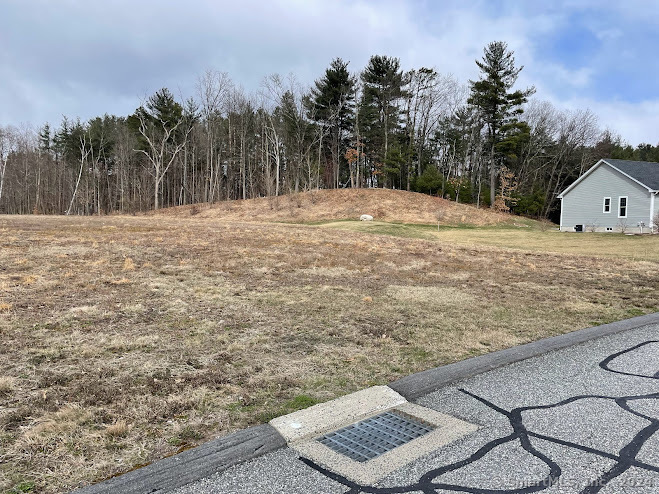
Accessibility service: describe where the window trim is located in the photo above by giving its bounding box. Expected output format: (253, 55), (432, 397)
(603, 197), (611, 213)
(618, 196), (628, 218)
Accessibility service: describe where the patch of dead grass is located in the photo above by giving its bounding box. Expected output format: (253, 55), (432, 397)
(122, 258), (136, 271)
(21, 275), (38, 285)
(109, 278), (132, 285)
(0, 376), (15, 395)
(105, 420), (129, 438)
(153, 188), (514, 226)
(296, 266), (361, 278)
(386, 285), (476, 307)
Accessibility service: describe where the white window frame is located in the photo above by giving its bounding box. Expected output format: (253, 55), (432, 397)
(618, 196), (628, 218)
(603, 197), (611, 213)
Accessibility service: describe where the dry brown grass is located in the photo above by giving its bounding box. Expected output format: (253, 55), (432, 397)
(0, 376), (15, 395)
(152, 188), (513, 226)
(0, 197), (657, 493)
(105, 420), (129, 438)
(122, 258), (136, 271)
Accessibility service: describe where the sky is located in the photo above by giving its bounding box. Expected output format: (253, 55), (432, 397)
(1, 0), (658, 145)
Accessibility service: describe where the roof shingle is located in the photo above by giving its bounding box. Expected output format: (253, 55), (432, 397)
(604, 159), (659, 190)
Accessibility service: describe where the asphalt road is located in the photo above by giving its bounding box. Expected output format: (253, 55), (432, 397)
(172, 323), (659, 494)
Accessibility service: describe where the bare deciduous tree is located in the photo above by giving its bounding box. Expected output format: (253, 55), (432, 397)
(66, 131), (91, 215)
(197, 70), (232, 203)
(134, 105), (191, 210)
(0, 125), (17, 206)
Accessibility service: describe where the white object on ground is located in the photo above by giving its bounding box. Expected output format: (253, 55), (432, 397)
(359, 214), (374, 221)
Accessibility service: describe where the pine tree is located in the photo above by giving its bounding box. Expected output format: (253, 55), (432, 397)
(359, 55), (409, 186)
(468, 41), (535, 206)
(38, 124), (52, 153)
(306, 58), (356, 188)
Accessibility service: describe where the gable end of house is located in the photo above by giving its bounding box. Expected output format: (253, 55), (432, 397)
(558, 158), (658, 233)
(558, 159), (657, 199)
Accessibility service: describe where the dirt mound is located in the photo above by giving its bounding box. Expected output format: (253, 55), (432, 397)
(156, 189), (513, 226)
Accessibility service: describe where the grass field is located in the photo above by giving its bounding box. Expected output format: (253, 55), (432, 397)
(318, 221), (659, 262)
(0, 210), (657, 493)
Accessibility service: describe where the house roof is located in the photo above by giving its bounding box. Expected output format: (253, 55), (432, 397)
(604, 159), (659, 190)
(558, 158), (659, 198)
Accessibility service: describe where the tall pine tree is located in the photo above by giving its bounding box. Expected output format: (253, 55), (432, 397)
(468, 41), (534, 206)
(359, 55), (409, 186)
(306, 58), (356, 188)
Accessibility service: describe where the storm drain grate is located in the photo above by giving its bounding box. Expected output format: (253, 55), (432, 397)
(317, 410), (435, 462)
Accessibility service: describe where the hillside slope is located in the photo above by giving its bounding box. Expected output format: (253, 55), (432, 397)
(156, 188), (517, 226)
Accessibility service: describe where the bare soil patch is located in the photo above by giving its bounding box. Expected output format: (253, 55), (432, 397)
(0, 213), (656, 493)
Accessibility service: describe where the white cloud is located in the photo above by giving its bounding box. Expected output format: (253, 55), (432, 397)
(533, 63), (593, 90)
(542, 95), (659, 146)
(583, 99), (659, 146)
(594, 28), (623, 41)
(0, 0), (656, 146)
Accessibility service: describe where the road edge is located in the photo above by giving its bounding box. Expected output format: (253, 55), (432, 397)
(390, 312), (659, 400)
(71, 424), (285, 494)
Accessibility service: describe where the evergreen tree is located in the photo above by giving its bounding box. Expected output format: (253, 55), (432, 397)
(359, 55), (409, 185)
(306, 58), (356, 187)
(147, 88), (184, 129)
(53, 117), (80, 163)
(38, 124), (52, 153)
(468, 41), (535, 206)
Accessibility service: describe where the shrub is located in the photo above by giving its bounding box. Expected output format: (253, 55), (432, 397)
(414, 166), (443, 195)
(513, 190), (545, 217)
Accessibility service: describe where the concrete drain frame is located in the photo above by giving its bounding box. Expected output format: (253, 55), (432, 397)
(271, 387), (478, 485)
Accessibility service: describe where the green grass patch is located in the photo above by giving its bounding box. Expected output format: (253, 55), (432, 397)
(8, 481), (35, 493)
(167, 425), (204, 447)
(625, 307), (647, 318)
(315, 220), (659, 262)
(256, 394), (321, 423)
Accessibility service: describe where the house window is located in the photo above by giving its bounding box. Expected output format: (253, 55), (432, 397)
(618, 196), (628, 218)
(603, 197), (611, 213)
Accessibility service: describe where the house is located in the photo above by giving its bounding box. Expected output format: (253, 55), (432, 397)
(558, 158), (659, 233)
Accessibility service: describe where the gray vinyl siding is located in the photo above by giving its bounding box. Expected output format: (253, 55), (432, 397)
(561, 163), (651, 231)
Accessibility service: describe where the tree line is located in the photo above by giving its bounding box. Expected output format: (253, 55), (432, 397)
(1, 41), (657, 220)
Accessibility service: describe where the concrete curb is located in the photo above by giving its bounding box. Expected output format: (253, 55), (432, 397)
(72, 424), (285, 494)
(390, 312), (659, 400)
